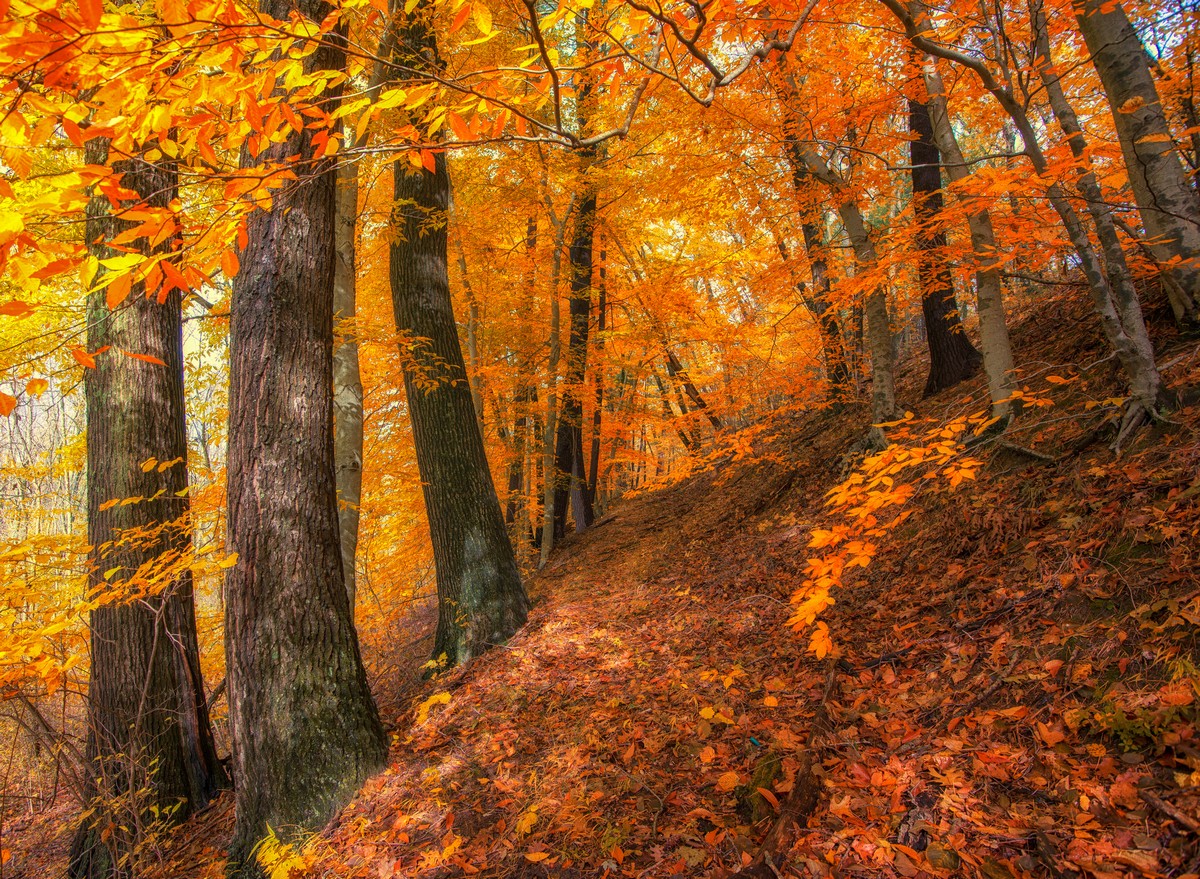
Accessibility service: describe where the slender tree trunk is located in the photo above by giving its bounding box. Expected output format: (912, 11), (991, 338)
(1074, 0), (1200, 327)
(506, 216), (538, 532)
(334, 161), (364, 614)
(908, 96), (982, 395)
(891, 0), (1166, 440)
(774, 222), (851, 402)
(389, 10), (529, 664)
(1029, 0), (1169, 435)
(71, 140), (225, 879)
(224, 1), (387, 870)
(587, 245), (606, 507)
(920, 54), (1018, 419)
(539, 203), (569, 565)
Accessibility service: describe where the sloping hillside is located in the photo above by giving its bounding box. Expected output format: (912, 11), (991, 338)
(15, 294), (1200, 879)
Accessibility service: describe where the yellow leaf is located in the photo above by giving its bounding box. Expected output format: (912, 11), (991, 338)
(415, 690), (451, 724)
(218, 552), (239, 569)
(472, 1), (492, 34)
(515, 808), (537, 835)
(699, 706), (715, 719)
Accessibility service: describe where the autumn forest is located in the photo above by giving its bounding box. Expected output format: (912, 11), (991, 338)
(0, 0), (1199, 875)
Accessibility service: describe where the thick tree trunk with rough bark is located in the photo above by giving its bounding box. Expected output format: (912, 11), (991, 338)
(70, 142), (225, 879)
(224, 1), (387, 872)
(334, 161), (364, 614)
(1074, 0), (1200, 328)
(908, 97), (982, 396)
(920, 55), (1017, 420)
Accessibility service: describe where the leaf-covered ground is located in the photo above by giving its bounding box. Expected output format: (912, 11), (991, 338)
(15, 294), (1200, 879)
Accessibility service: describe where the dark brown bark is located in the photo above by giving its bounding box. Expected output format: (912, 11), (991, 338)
(389, 7), (529, 666)
(587, 246), (606, 508)
(552, 173), (596, 539)
(71, 141), (225, 879)
(224, 1), (387, 872)
(908, 97), (982, 396)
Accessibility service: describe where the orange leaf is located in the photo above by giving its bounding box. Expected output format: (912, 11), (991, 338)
(71, 348), (96, 369)
(79, 0), (102, 29)
(26, 378), (48, 398)
(716, 771), (739, 792)
(122, 350), (167, 366)
(0, 392), (15, 416)
(221, 249), (239, 280)
(524, 851), (549, 863)
(450, 2), (471, 32)
(106, 272), (132, 309)
(0, 300), (35, 318)
(755, 787), (781, 813)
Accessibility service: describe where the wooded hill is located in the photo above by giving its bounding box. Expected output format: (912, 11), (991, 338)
(0, 0), (1198, 877)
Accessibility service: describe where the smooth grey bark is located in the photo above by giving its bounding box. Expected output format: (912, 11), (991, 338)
(920, 55), (1018, 419)
(793, 145), (899, 437)
(333, 161), (363, 613)
(1074, 0), (1200, 327)
(887, 0), (1166, 442)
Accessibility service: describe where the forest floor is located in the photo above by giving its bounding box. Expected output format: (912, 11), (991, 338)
(10, 289), (1200, 879)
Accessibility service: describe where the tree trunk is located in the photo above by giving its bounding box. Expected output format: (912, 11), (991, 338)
(1074, 0), (1200, 328)
(908, 96), (982, 396)
(920, 54), (1017, 420)
(539, 205), (568, 566)
(587, 245), (606, 507)
(506, 216), (539, 533)
(552, 171), (596, 539)
(70, 141), (225, 879)
(224, 0), (387, 870)
(892, 0), (1166, 439)
(389, 11), (528, 664)
(334, 161), (364, 614)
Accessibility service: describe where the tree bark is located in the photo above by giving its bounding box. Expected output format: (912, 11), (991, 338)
(389, 8), (529, 664)
(552, 161), (597, 539)
(920, 53), (1018, 420)
(70, 141), (226, 879)
(887, 0), (1166, 438)
(908, 96), (982, 396)
(224, 0), (387, 871)
(587, 245), (606, 507)
(334, 160), (364, 614)
(1074, 0), (1200, 328)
